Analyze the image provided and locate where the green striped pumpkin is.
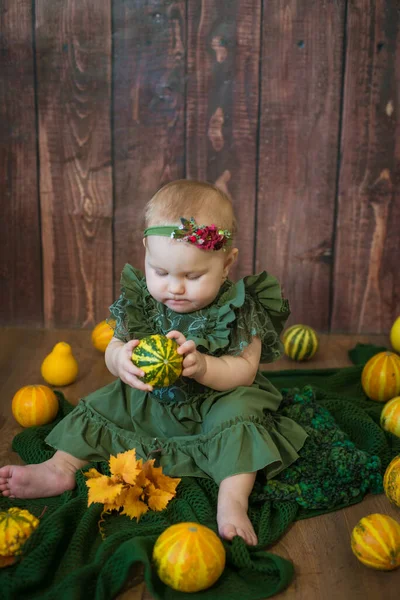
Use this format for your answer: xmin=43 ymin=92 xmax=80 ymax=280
xmin=351 ymin=513 xmax=400 ymax=570
xmin=383 ymin=455 xmax=400 ymax=508
xmin=283 ymin=324 xmax=319 ymax=361
xmin=131 ymin=335 xmax=183 ymax=388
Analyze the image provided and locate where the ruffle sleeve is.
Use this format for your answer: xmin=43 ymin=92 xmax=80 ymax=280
xmin=108 ymin=264 xmax=154 ymax=342
xmin=187 ymin=281 xmax=246 ymax=355
xmin=228 ymin=272 xmax=290 ymax=362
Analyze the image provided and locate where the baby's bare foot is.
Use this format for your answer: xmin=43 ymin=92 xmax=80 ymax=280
xmin=0 ymin=459 xmax=78 ymax=499
xmin=217 ymin=496 xmax=258 ymax=546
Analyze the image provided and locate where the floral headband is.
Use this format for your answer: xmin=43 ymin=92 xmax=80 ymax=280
xmin=143 ymin=217 xmax=232 ymax=251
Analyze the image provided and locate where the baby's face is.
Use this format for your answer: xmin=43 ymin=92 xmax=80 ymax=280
xmin=144 ymin=236 xmax=236 ymax=313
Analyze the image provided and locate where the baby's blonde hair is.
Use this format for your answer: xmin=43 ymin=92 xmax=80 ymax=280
xmin=145 ymin=180 xmax=237 ymax=237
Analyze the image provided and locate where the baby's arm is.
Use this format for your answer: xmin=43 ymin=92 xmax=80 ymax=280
xmin=105 ymin=337 xmax=153 ymax=392
xmin=167 ymin=331 xmax=261 ymax=391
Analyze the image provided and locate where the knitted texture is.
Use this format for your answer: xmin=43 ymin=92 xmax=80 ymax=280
xmin=1 ymin=344 xmax=399 ymax=600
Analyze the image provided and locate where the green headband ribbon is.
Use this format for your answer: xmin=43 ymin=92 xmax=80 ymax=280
xmin=144 ymin=217 xmax=232 ymax=251
xmin=143 ymin=225 xmax=176 ymax=237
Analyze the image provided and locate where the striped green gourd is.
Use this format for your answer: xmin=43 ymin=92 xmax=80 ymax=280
xmin=131 ymin=335 xmax=183 ymax=388
xmin=283 ymin=324 xmax=319 ymax=361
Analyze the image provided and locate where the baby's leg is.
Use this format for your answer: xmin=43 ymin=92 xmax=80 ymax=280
xmin=217 ymin=471 xmax=257 ymax=546
xmin=0 ymin=451 xmax=88 ymax=499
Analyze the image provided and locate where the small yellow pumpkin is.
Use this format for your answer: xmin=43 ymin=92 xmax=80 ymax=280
xmin=390 ymin=316 xmax=400 ymax=353
xmin=283 ymin=324 xmax=319 ymax=361
xmin=0 ymin=508 xmax=39 ymax=557
xmin=12 ymin=385 xmax=59 ymax=427
xmin=152 ymin=522 xmax=226 ymax=592
xmin=41 ymin=342 xmax=78 ymax=386
xmin=380 ymin=396 xmax=400 ymax=437
xmin=91 ymin=319 xmax=116 ymax=352
xmin=383 ymin=456 xmax=400 ymax=508
xmin=361 ymin=351 xmax=400 ymax=402
xmin=351 ymin=513 xmax=400 ymax=570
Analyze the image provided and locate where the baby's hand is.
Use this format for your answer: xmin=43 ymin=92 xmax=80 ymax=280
xmin=114 ymin=340 xmax=153 ymax=392
xmin=166 ymin=330 xmax=206 ymax=380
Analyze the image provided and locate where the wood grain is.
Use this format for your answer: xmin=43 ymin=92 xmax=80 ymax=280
xmin=186 ymin=0 xmax=261 ymax=279
xmin=112 ymin=0 xmax=186 ymax=287
xmin=270 ymin=494 xmax=400 ymax=599
xmin=0 ymin=1 xmax=42 ymax=326
xmin=331 ymin=0 xmax=400 ymax=334
xmin=256 ymin=0 xmax=345 ymax=331
xmin=36 ymin=0 xmax=113 ymax=327
xmin=1 ymin=4 xmax=400 ymax=332
xmin=1 ymin=328 xmax=398 ymax=600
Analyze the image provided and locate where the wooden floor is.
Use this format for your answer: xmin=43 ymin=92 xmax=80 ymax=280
xmin=1 ymin=328 xmax=400 ymax=599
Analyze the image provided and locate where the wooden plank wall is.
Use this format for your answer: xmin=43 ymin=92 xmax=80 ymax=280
xmin=0 ymin=0 xmax=399 ymax=333
xmin=0 ymin=1 xmax=42 ymax=326
xmin=332 ymin=0 xmax=400 ymax=333
xmin=257 ymin=0 xmax=345 ymax=332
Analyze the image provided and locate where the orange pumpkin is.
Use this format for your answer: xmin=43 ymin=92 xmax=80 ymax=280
xmin=351 ymin=513 xmax=400 ymax=570
xmin=152 ymin=522 xmax=226 ymax=592
xmin=383 ymin=456 xmax=400 ymax=508
xmin=12 ymin=385 xmax=59 ymax=427
xmin=380 ymin=396 xmax=400 ymax=437
xmin=361 ymin=351 xmax=400 ymax=402
xmin=91 ymin=319 xmax=116 ymax=353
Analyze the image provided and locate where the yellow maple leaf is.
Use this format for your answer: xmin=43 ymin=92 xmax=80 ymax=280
xmin=121 ymin=485 xmax=149 ymax=521
xmin=135 ymin=468 xmax=150 ymax=489
xmin=146 ymin=485 xmax=175 ymax=512
xmin=109 ymin=449 xmax=142 ymax=485
xmin=84 ymin=467 xmax=103 ymax=479
xmin=84 ymin=450 xmax=181 ymax=525
xmin=142 ymin=459 xmax=181 ymax=495
xmin=86 ymin=475 xmax=124 ymax=507
xmin=104 ymin=488 xmax=128 ymax=513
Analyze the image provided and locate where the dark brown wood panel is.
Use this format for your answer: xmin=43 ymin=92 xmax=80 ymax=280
xmin=1 ymin=3 xmax=400 ymax=333
xmin=269 ymin=493 xmax=400 ymax=599
xmin=332 ymin=0 xmax=400 ymax=333
xmin=186 ymin=0 xmax=261 ymax=280
xmin=256 ymin=0 xmax=345 ymax=331
xmin=36 ymin=0 xmax=113 ymax=327
xmin=0 ymin=1 xmax=42 ymax=326
xmin=113 ymin=0 xmax=186 ymax=287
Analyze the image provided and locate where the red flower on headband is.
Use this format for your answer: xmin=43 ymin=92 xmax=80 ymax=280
xmin=171 ymin=218 xmax=231 ymax=251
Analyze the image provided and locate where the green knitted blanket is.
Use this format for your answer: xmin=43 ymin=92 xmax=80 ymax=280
xmin=1 ymin=344 xmax=399 ymax=600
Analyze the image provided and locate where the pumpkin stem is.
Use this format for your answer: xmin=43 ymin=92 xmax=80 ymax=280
xmin=38 ymin=506 xmax=48 ymax=520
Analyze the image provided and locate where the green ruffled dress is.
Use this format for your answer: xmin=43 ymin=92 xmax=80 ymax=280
xmin=45 ymin=265 xmax=308 ymax=484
